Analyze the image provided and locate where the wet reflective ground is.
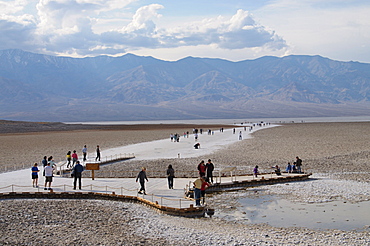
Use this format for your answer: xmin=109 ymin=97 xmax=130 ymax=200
xmin=217 ymin=194 xmax=370 ymax=231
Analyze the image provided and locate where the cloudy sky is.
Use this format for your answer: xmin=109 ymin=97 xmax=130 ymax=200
xmin=1 ymin=0 xmax=369 ymax=63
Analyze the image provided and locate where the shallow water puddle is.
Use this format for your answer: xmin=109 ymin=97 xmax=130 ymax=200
xmin=223 ymin=195 xmax=370 ymax=230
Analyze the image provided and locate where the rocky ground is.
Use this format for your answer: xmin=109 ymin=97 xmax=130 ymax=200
xmin=1 ymin=199 xmax=369 ymax=246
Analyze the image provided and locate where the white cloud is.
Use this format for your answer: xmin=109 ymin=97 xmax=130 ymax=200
xmin=0 ymin=0 xmax=27 ymax=15
xmin=0 ymin=1 xmax=287 ymax=59
xmin=256 ymin=0 xmax=370 ymax=62
xmin=156 ymin=9 xmax=286 ymax=50
xmin=122 ymin=4 xmax=163 ymax=34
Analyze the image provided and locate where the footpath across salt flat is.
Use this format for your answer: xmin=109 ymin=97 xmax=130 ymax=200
xmin=0 ymin=123 xmax=276 ymax=208
xmin=95 ymin=124 xmax=275 ymax=161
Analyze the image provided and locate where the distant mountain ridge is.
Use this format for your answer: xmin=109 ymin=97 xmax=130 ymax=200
xmin=1 ymin=49 xmax=370 ymax=121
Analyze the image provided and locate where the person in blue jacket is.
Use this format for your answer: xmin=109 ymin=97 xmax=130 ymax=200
xmin=73 ymin=161 xmax=84 ymax=190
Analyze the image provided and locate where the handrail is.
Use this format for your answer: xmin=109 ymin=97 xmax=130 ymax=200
xmin=0 ymin=153 xmax=135 ymax=174
xmin=0 ymin=183 xmax=190 ymax=208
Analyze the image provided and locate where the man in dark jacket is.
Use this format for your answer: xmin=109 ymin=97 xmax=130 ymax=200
xmin=73 ymin=161 xmax=84 ymax=190
xmin=206 ymin=159 xmax=214 ymax=183
xmin=295 ymin=156 xmax=303 ymax=173
xmin=136 ymin=167 xmax=149 ymax=195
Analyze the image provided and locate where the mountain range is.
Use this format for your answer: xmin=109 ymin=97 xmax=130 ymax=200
xmin=1 ymin=49 xmax=370 ymax=122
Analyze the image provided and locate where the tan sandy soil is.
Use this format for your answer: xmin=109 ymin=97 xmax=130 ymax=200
xmin=0 ymin=123 xmax=231 ymax=170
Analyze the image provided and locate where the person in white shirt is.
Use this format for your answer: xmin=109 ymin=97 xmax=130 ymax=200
xmin=44 ymin=162 xmax=54 ymax=190
xmin=82 ymin=145 xmax=87 ymax=161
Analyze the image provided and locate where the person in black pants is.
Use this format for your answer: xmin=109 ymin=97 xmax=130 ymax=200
xmin=95 ymin=145 xmax=101 ymax=161
xmin=206 ymin=159 xmax=214 ymax=183
xmin=73 ymin=161 xmax=84 ymax=190
xmin=166 ymin=165 xmax=175 ymax=189
xmin=136 ymin=167 xmax=148 ymax=195
xmin=295 ymin=156 xmax=303 ymax=173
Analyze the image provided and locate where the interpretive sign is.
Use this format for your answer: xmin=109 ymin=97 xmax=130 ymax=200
xmin=86 ymin=163 xmax=100 ymax=180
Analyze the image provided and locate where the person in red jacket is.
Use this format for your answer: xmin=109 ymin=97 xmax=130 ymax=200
xmin=197 ymin=160 xmax=206 ymax=177
xmin=71 ymin=150 xmax=78 ymax=168
xmin=200 ymin=177 xmax=211 ymax=205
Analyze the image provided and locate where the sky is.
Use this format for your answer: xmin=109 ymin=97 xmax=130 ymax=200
xmin=0 ymin=0 xmax=369 ymax=63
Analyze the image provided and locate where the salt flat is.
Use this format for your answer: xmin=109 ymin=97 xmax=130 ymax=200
xmin=0 ymin=124 xmax=275 ymax=209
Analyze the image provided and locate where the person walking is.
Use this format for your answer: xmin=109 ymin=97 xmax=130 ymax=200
xmin=44 ymin=162 xmax=54 ymax=190
xmin=136 ymin=167 xmax=148 ymax=195
xmin=82 ymin=145 xmax=87 ymax=161
xmin=166 ymin=165 xmax=175 ymax=189
xmin=72 ymin=150 xmax=78 ymax=167
xmin=73 ymin=161 xmax=84 ymax=190
xmin=206 ymin=159 xmax=214 ymax=183
xmin=31 ymin=163 xmax=40 ymax=187
xmin=66 ymin=151 xmax=72 ymax=168
xmin=253 ymin=165 xmax=259 ymax=177
xmin=95 ymin=145 xmax=101 ymax=161
xmin=239 ymin=131 xmax=242 ymax=140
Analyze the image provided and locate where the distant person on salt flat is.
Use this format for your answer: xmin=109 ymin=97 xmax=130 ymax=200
xmin=66 ymin=151 xmax=72 ymax=168
xmin=292 ymin=163 xmax=298 ymax=173
xmin=194 ymin=142 xmax=200 ymax=149
xmin=42 ymin=156 xmax=47 ymax=176
xmin=239 ymin=131 xmax=242 ymax=140
xmin=286 ymin=162 xmax=292 ymax=173
xmin=295 ymin=156 xmax=303 ymax=173
xmin=72 ymin=150 xmax=78 ymax=167
xmin=44 ymin=162 xmax=54 ymax=190
xmin=193 ymin=177 xmax=203 ymax=206
xmin=95 ymin=145 xmax=101 ymax=161
xmin=253 ymin=165 xmax=259 ymax=178
xmin=206 ymin=159 xmax=214 ymax=183
xmin=170 ymin=133 xmax=174 ymax=142
xmin=200 ymin=177 xmax=211 ymax=205
xmin=136 ymin=167 xmax=148 ymax=195
xmin=166 ymin=164 xmax=175 ymax=189
xmin=47 ymin=156 xmax=56 ymax=169
xmin=82 ymin=145 xmax=87 ymax=161
xmin=73 ymin=161 xmax=84 ymax=190
xmin=197 ymin=160 xmax=206 ymax=177
xmin=272 ymin=165 xmax=281 ymax=176
xmin=31 ymin=163 xmax=39 ymax=188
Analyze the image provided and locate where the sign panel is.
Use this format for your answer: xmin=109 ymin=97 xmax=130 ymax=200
xmin=86 ymin=163 xmax=100 ymax=170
